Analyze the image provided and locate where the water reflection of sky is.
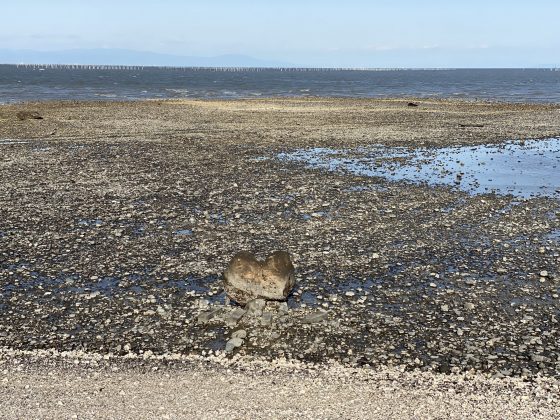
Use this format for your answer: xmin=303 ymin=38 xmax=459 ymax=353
xmin=279 ymin=138 xmax=560 ymax=198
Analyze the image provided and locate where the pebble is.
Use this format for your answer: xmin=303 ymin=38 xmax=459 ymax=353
xmin=261 ymin=312 xmax=273 ymax=326
xmin=302 ymin=310 xmax=328 ymax=324
xmin=277 ymin=302 xmax=289 ymax=314
xmin=246 ymin=299 xmax=266 ymax=316
xmin=197 ymin=311 xmax=215 ymax=325
xmin=225 ymin=337 xmax=244 ymax=353
xmin=231 ymin=329 xmax=247 ymax=340
xmin=225 ymin=308 xmax=246 ymax=327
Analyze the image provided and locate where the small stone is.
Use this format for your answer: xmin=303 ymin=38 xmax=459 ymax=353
xmin=277 ymin=302 xmax=289 ymax=314
xmin=496 ymin=268 xmax=507 ymax=274
xmin=195 ymin=299 xmax=210 ymax=309
xmin=225 ymin=308 xmax=246 ymax=327
xmin=345 ymin=291 xmax=355 ymax=297
xmin=429 ymin=283 xmax=437 ymax=288
xmin=371 ymin=253 xmax=380 ymax=259
xmin=232 ymin=329 xmax=247 ymax=340
xmin=302 ymin=310 xmax=328 ymax=324
xmin=531 ymin=354 xmax=546 ymax=362
xmin=441 ymin=304 xmax=449 ymax=312
xmin=225 ymin=337 xmax=244 ymax=353
xmin=261 ymin=312 xmax=273 ymax=326
xmin=197 ymin=310 xmax=215 ymax=325
xmin=464 ymin=302 xmax=475 ymax=310
xmin=246 ymin=298 xmax=266 ymax=316
xmin=540 ymin=270 xmax=549 ymax=278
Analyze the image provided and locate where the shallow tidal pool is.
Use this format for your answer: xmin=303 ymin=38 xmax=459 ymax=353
xmin=279 ymin=138 xmax=560 ymax=198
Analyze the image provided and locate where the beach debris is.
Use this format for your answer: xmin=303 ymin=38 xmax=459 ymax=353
xmin=16 ymin=111 xmax=43 ymax=121
xmin=407 ymin=102 xmax=418 ymax=107
xmin=224 ymin=251 xmax=295 ymax=305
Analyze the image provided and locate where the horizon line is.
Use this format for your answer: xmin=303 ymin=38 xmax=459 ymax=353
xmin=2 ymin=63 xmax=559 ymax=71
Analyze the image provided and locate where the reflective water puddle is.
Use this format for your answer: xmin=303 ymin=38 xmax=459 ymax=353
xmin=279 ymin=138 xmax=560 ymax=198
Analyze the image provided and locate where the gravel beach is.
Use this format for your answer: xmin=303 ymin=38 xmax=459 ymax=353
xmin=1 ymin=349 xmax=560 ymax=419
xmin=1 ymin=98 xmax=560 ymax=417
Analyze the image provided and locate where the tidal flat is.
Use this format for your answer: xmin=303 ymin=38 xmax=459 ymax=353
xmin=1 ymin=98 xmax=560 ymax=381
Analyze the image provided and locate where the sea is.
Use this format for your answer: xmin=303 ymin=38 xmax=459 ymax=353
xmin=0 ymin=65 xmax=559 ymax=104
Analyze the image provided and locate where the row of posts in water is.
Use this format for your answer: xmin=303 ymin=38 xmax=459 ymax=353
xmin=10 ymin=64 xmax=560 ymax=72
xmin=12 ymin=63 xmax=410 ymax=72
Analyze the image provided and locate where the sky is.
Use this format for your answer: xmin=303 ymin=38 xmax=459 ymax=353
xmin=1 ymin=0 xmax=559 ymax=67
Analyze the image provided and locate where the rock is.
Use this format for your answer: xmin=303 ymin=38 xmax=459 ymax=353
xmin=531 ymin=354 xmax=546 ymax=363
xmin=246 ymin=298 xmax=266 ymax=316
xmin=197 ymin=310 xmax=215 ymax=325
xmin=278 ymin=302 xmax=289 ymax=314
xmin=225 ymin=308 xmax=246 ymax=327
xmin=302 ymin=310 xmax=328 ymax=324
xmin=464 ymin=302 xmax=475 ymax=310
xmin=225 ymin=337 xmax=244 ymax=353
xmin=231 ymin=329 xmax=247 ymax=340
xmin=261 ymin=312 xmax=273 ymax=326
xmin=16 ymin=111 xmax=43 ymax=121
xmin=540 ymin=270 xmax=549 ymax=278
xmin=407 ymin=102 xmax=418 ymax=107
xmin=223 ymin=251 xmax=295 ymax=305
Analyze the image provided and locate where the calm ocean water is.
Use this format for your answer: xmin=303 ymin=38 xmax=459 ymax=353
xmin=0 ymin=65 xmax=559 ymax=103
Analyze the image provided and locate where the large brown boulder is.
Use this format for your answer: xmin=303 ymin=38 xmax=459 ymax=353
xmin=224 ymin=251 xmax=295 ymax=305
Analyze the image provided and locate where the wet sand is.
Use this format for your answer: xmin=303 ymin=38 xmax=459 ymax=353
xmin=1 ymin=98 xmax=560 ymax=417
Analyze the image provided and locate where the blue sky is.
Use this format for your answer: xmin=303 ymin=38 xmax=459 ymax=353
xmin=1 ymin=0 xmax=558 ymax=67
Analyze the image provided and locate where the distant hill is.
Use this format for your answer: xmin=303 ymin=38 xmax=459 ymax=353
xmin=0 ymin=48 xmax=293 ymax=68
